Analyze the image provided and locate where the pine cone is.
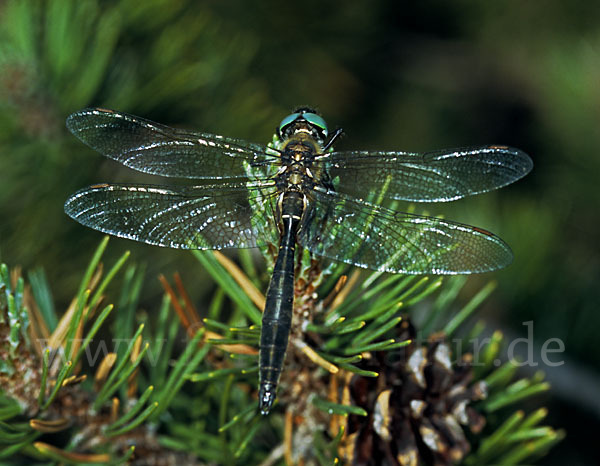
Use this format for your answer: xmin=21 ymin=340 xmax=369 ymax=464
xmin=342 ymin=320 xmax=487 ymax=465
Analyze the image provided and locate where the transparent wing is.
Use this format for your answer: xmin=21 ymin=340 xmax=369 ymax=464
xmin=64 ymin=181 xmax=279 ymax=249
xmin=66 ymin=108 xmax=277 ymax=179
xmin=314 ymin=145 xmax=532 ymax=202
xmin=298 ymin=187 xmax=513 ymax=274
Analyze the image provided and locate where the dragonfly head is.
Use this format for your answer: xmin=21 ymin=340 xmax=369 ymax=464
xmin=278 ymin=107 xmax=329 ymax=145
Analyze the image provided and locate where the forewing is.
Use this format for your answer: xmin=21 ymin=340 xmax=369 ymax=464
xmin=314 ymin=145 xmax=532 ymax=202
xmin=298 ymin=188 xmax=513 ymax=274
xmin=64 ymin=182 xmax=279 ymax=249
xmin=66 ymin=108 xmax=276 ymax=179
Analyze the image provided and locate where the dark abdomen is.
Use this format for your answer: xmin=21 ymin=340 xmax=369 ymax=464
xmin=258 ymin=191 xmax=303 ymax=414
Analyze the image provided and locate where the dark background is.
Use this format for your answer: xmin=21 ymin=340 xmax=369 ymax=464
xmin=1 ymin=1 xmax=599 ymax=464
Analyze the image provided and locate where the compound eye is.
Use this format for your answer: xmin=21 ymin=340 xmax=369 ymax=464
xmin=302 ymin=113 xmax=328 ymax=137
xmin=279 ymin=113 xmax=301 ymax=134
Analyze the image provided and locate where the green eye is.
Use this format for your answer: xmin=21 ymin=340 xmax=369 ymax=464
xmin=279 ymin=113 xmax=301 ymax=133
xmin=302 ymin=113 xmax=328 ymax=136
xmin=278 ymin=111 xmax=329 ymax=138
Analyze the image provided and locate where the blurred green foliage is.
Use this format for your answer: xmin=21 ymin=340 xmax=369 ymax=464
xmin=1 ymin=0 xmax=599 ymax=463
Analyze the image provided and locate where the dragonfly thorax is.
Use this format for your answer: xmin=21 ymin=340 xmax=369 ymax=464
xmin=280 ymin=139 xmax=319 ymax=163
xmin=275 ymin=140 xmax=321 ymax=192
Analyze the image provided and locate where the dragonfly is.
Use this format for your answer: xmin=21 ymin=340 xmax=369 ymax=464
xmin=64 ymin=107 xmax=532 ymax=414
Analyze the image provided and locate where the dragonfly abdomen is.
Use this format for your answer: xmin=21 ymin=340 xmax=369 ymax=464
xmin=258 ymin=191 xmax=304 ymax=414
